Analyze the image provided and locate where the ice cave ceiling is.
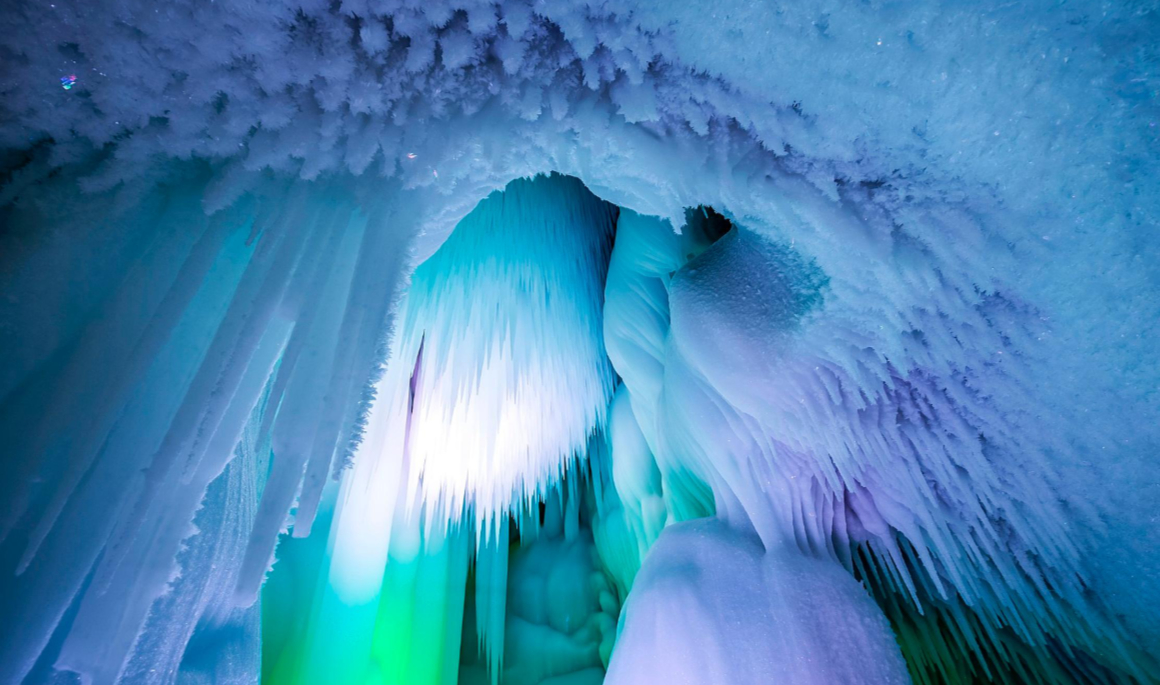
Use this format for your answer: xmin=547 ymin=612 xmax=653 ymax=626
xmin=0 ymin=0 xmax=1158 ymax=684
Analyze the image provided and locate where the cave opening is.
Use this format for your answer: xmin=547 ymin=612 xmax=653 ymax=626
xmin=259 ymin=172 xmax=740 ymax=685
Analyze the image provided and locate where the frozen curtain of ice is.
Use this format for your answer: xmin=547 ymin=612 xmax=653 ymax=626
xmin=1 ymin=0 xmax=1158 ymax=684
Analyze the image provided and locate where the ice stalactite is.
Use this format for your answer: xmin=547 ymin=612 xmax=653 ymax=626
xmin=258 ymin=172 xmax=618 ymax=685
xmin=382 ymin=173 xmax=617 ymax=526
xmin=0 ymin=170 xmax=412 ymax=685
xmin=474 ymin=518 xmax=510 ymax=685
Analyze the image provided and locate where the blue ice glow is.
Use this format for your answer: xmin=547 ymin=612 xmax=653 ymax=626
xmin=327 ymin=173 xmax=614 ymax=600
xmin=0 ymin=0 xmax=1158 ymax=684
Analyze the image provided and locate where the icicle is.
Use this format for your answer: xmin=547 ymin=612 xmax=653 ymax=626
xmin=4 ymin=194 xmax=227 ymax=556
xmin=232 ymin=214 xmax=358 ymax=604
xmin=357 ymin=173 xmax=616 ymax=531
xmin=475 ymin=516 xmax=509 ymax=685
xmin=54 ymin=316 xmax=290 ymax=684
xmin=84 ymin=194 xmax=315 ymax=599
xmin=293 ymin=211 xmax=402 ymax=537
xmin=0 ymin=194 xmax=259 ymax=685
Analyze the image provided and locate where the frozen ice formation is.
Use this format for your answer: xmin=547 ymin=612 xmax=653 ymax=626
xmin=605 ymin=517 xmax=910 ymax=685
xmin=363 ymin=173 xmax=615 ymax=527
xmin=0 ymin=0 xmax=1158 ymax=684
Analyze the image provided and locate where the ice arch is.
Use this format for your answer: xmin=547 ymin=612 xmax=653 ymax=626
xmin=1 ymin=0 xmax=1158 ymax=684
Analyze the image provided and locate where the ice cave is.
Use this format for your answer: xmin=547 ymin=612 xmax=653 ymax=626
xmin=0 ymin=0 xmax=1158 ymax=683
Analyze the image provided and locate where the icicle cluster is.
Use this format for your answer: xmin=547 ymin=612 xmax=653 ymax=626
xmin=266 ymin=173 xmax=615 ymax=685
xmin=368 ymin=172 xmax=616 ymax=526
xmin=0 ymin=171 xmax=411 ymax=685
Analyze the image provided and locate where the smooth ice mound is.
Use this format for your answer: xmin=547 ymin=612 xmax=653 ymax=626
xmin=605 ymin=518 xmax=910 ymax=685
xmin=1 ymin=0 xmax=1158 ymax=684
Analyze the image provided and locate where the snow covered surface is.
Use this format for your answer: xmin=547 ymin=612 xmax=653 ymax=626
xmin=605 ymin=517 xmax=910 ymax=685
xmin=0 ymin=0 xmax=1158 ymax=683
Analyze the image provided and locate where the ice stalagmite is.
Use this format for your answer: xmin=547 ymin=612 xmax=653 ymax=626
xmin=605 ymin=518 xmax=910 ymax=685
